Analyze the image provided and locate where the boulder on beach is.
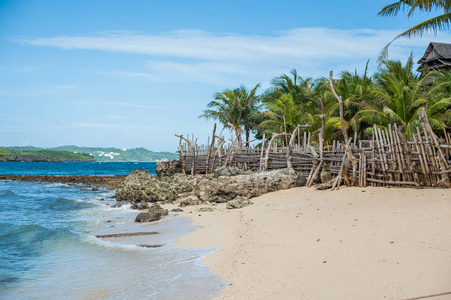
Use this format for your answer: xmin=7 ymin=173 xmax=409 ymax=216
xmin=135 ymin=211 xmax=161 ymax=222
xmin=178 ymin=195 xmax=201 ymax=207
xmin=226 ymin=196 xmax=253 ymax=209
xmin=149 ymin=203 xmax=168 ymax=216
xmin=134 ymin=204 xmax=168 ymax=222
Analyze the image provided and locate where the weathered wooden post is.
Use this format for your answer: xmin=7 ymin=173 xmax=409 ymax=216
xmin=205 ymin=124 xmax=217 ymax=174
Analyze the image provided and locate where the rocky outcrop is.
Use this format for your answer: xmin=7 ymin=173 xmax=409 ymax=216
xmin=116 ymin=168 xmax=307 ymax=207
xmin=115 ymin=170 xmax=177 ymax=203
xmin=195 ymin=170 xmax=306 ymax=203
xmin=155 ymin=160 xmax=182 ymax=177
xmin=226 ymin=196 xmax=253 ymax=209
xmin=211 ymin=166 xmax=253 ymax=178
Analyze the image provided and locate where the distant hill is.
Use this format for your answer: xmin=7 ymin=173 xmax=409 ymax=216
xmin=0 ymin=147 xmax=95 ymax=162
xmin=8 ymin=146 xmax=178 ymax=162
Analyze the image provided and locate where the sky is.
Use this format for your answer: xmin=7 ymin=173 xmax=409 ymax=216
xmin=0 ymin=0 xmax=450 ymax=152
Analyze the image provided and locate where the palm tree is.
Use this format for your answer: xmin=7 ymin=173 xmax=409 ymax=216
xmin=263 ymin=69 xmax=314 ymax=106
xmin=237 ymin=84 xmax=261 ymax=145
xmin=199 ymin=84 xmax=261 ymax=145
xmin=374 ymin=55 xmax=451 ymax=136
xmin=378 ymin=0 xmax=451 ymax=63
xmin=259 ymin=94 xmax=302 ymax=142
xmin=336 ymin=65 xmax=380 ymax=137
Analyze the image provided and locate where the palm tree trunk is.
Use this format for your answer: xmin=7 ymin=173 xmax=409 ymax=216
xmin=245 ymin=126 xmax=250 ymax=148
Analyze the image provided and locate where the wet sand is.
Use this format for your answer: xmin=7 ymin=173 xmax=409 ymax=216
xmin=173 ymin=186 xmax=451 ymax=300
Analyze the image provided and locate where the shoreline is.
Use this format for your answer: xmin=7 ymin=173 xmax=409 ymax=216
xmin=173 ymin=186 xmax=451 ymax=300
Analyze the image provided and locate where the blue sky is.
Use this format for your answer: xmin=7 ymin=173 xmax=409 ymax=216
xmin=0 ymin=0 xmax=450 ymax=152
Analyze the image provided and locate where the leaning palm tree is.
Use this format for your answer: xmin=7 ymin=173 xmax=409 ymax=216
xmin=378 ymin=0 xmax=451 ymax=64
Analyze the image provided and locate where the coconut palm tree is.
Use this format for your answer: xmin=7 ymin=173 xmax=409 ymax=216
xmin=259 ymin=94 xmax=302 ymax=143
xmin=199 ymin=84 xmax=261 ymax=145
xmin=374 ymin=56 xmax=451 ymax=136
xmin=237 ymin=84 xmax=262 ymax=145
xmin=378 ymin=0 xmax=451 ymax=63
xmin=327 ymin=64 xmax=385 ymax=140
xmin=263 ymin=69 xmax=315 ymax=106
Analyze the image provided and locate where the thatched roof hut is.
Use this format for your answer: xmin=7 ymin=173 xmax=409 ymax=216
xmin=417 ymin=42 xmax=451 ymax=72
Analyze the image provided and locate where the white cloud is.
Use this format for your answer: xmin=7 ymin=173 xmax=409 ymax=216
xmin=18 ymin=28 xmax=451 ymax=84
xmin=101 ymin=100 xmax=168 ymax=109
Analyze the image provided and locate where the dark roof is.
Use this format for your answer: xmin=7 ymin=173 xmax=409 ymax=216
xmin=417 ymin=42 xmax=451 ymax=72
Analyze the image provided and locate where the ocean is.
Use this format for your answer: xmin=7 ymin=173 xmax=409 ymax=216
xmin=0 ymin=162 xmax=227 ymax=299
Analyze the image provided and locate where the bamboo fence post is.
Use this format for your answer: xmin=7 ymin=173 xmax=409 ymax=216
xmin=412 ymin=133 xmax=428 ymax=186
xmin=331 ymin=151 xmax=348 ymax=191
xmin=265 ymin=133 xmax=289 ymax=170
xmin=416 ymin=126 xmax=431 ymax=175
xmin=287 ymin=125 xmax=301 ymax=172
xmin=191 ymin=138 xmax=198 ymax=175
xmin=260 ymin=134 xmax=266 ymax=171
xmin=175 ymin=134 xmax=193 ymax=174
xmin=205 ymin=124 xmax=217 ymax=174
xmin=303 ymin=131 xmax=307 ymax=151
xmin=371 ymin=130 xmax=376 ymax=186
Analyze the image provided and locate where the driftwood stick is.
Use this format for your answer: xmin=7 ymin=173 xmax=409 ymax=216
xmin=307 ymin=161 xmax=324 ymax=187
xmin=318 ymin=97 xmax=326 ymax=160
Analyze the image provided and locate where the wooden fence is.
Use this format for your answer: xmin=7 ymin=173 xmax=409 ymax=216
xmin=176 ymin=112 xmax=451 ymax=189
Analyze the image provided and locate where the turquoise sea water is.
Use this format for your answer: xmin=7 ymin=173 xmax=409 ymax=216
xmin=0 ymin=162 xmax=226 ymax=299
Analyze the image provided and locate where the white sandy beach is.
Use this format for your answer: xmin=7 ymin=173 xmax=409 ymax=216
xmin=174 ymin=187 xmax=451 ymax=300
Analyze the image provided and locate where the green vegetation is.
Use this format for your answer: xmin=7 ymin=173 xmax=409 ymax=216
xmin=0 ymin=147 xmax=95 ymax=161
xmin=378 ymin=0 xmax=451 ymax=63
xmin=200 ymin=57 xmax=451 ymax=145
xmin=199 ymin=84 xmax=261 ymax=145
xmin=8 ymin=146 xmax=178 ymax=162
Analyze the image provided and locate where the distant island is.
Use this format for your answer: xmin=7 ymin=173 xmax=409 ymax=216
xmin=0 ymin=147 xmax=95 ymax=162
xmin=4 ymin=146 xmax=178 ymax=162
